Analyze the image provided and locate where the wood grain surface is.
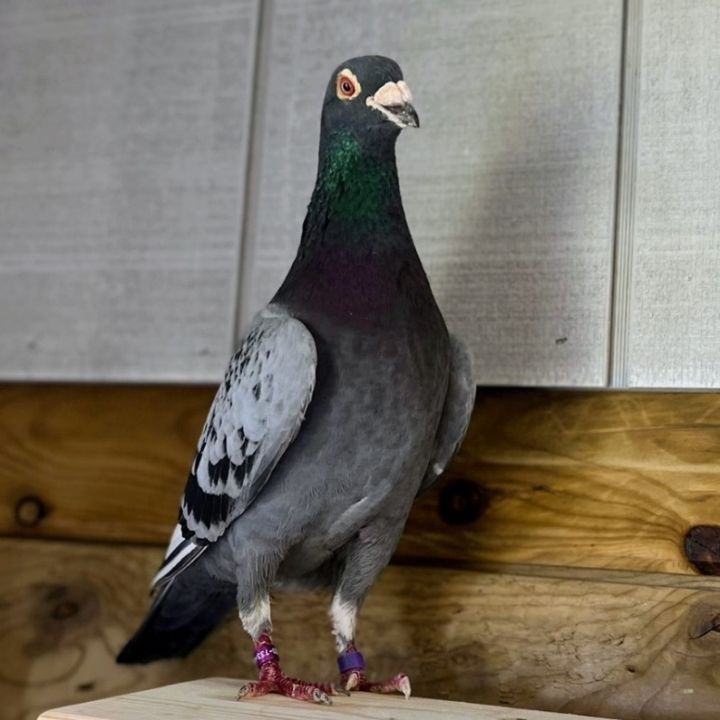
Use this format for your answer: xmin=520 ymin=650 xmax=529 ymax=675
xmin=3 ymin=385 xmax=719 ymax=579
xmin=400 ymin=389 xmax=720 ymax=575
xmin=0 ymin=0 xmax=258 ymax=382
xmin=37 ymin=677 xmax=620 ymax=720
xmin=5 ymin=538 xmax=720 ymax=720
xmin=240 ymin=0 xmax=622 ymax=386
xmin=0 ymin=384 xmax=215 ymax=543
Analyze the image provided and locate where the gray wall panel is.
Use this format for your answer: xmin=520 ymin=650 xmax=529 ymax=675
xmin=625 ymin=0 xmax=720 ymax=388
xmin=0 ymin=0 xmax=258 ymax=381
xmin=240 ymin=0 xmax=622 ymax=386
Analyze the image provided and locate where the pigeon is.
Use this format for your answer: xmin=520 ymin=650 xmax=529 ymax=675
xmin=117 ymin=55 xmax=475 ymax=705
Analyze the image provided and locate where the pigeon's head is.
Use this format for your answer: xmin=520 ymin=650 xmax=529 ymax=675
xmin=321 ymin=56 xmax=419 ymax=145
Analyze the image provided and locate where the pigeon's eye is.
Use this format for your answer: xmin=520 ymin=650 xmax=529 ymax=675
xmin=336 ymin=70 xmax=361 ymax=100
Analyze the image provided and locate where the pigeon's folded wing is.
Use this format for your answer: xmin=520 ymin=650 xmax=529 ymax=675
xmin=417 ymin=334 xmax=475 ymax=495
xmin=152 ymin=305 xmax=317 ymax=591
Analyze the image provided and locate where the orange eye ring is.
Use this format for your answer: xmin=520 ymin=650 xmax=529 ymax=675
xmin=336 ymin=70 xmax=361 ymax=100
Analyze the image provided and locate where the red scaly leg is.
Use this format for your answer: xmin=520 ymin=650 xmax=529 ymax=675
xmin=237 ymin=634 xmax=345 ymax=704
xmin=338 ymin=643 xmax=411 ymax=698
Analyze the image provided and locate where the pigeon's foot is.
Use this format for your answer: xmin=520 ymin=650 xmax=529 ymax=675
xmin=337 ymin=645 xmax=411 ymax=698
xmin=237 ymin=673 xmax=337 ymax=704
xmin=342 ymin=670 xmax=412 ymax=698
xmin=237 ymin=633 xmax=344 ymax=704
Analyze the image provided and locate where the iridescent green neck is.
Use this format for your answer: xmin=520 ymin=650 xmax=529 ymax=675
xmin=274 ymin=128 xmax=424 ymax=313
xmin=308 ymin=131 xmax=401 ymax=230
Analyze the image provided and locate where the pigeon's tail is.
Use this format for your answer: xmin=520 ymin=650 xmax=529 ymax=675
xmin=117 ymin=565 xmax=236 ymax=664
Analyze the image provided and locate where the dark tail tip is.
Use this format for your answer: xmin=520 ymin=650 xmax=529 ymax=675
xmin=116 ymin=628 xmax=175 ymax=664
xmin=116 ymin=577 xmax=236 ymax=665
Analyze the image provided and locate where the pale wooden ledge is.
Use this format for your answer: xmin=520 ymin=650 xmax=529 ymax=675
xmin=38 ymin=677 xmax=619 ymax=720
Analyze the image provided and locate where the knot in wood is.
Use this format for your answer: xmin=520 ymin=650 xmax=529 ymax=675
xmin=52 ymin=600 xmax=80 ymax=621
xmin=438 ymin=479 xmax=489 ymax=526
xmin=684 ymin=525 xmax=720 ymax=575
xmin=15 ymin=495 xmax=49 ymax=528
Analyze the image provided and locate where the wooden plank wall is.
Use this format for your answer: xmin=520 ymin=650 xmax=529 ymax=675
xmin=3 ymin=385 xmax=720 ymax=720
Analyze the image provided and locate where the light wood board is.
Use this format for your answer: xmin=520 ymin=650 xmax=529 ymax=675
xmin=623 ymin=0 xmax=720 ymax=387
xmin=0 ymin=0 xmax=258 ymax=381
xmin=5 ymin=538 xmax=720 ymax=720
xmin=3 ymin=385 xmax=720 ymax=579
xmin=37 ymin=677 xmax=620 ymax=720
xmin=240 ymin=0 xmax=623 ymax=386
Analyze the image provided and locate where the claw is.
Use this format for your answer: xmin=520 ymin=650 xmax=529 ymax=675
xmin=236 ymin=681 xmax=271 ymax=700
xmin=397 ymin=674 xmax=412 ymax=699
xmin=331 ymin=683 xmax=351 ymax=697
xmin=312 ymin=688 xmax=332 ymax=704
xmin=344 ymin=670 xmax=361 ymax=692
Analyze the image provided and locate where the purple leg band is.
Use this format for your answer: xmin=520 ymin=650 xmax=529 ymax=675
xmin=254 ymin=645 xmax=279 ymax=668
xmin=337 ymin=649 xmax=366 ymax=674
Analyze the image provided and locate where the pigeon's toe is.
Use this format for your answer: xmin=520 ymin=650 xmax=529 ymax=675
xmin=237 ymin=680 xmax=272 ymax=700
xmin=342 ymin=670 xmax=412 ymax=698
xmin=237 ymin=668 xmax=338 ymax=704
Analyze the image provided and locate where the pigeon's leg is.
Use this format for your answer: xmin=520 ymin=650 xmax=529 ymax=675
xmin=330 ymin=595 xmax=411 ymax=697
xmin=236 ymin=594 xmax=342 ymax=704
xmin=330 ymin=529 xmax=411 ymax=698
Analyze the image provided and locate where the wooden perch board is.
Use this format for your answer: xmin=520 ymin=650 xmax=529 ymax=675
xmin=37 ymin=678 xmax=621 ymax=720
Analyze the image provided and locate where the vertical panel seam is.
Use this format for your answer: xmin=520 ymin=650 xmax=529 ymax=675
xmin=229 ymin=0 xmax=268 ymax=352
xmin=609 ymin=0 xmax=643 ymax=387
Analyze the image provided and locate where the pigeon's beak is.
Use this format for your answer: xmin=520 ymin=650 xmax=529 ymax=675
xmin=366 ymin=80 xmax=419 ymax=129
xmin=386 ymin=102 xmax=420 ymax=129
